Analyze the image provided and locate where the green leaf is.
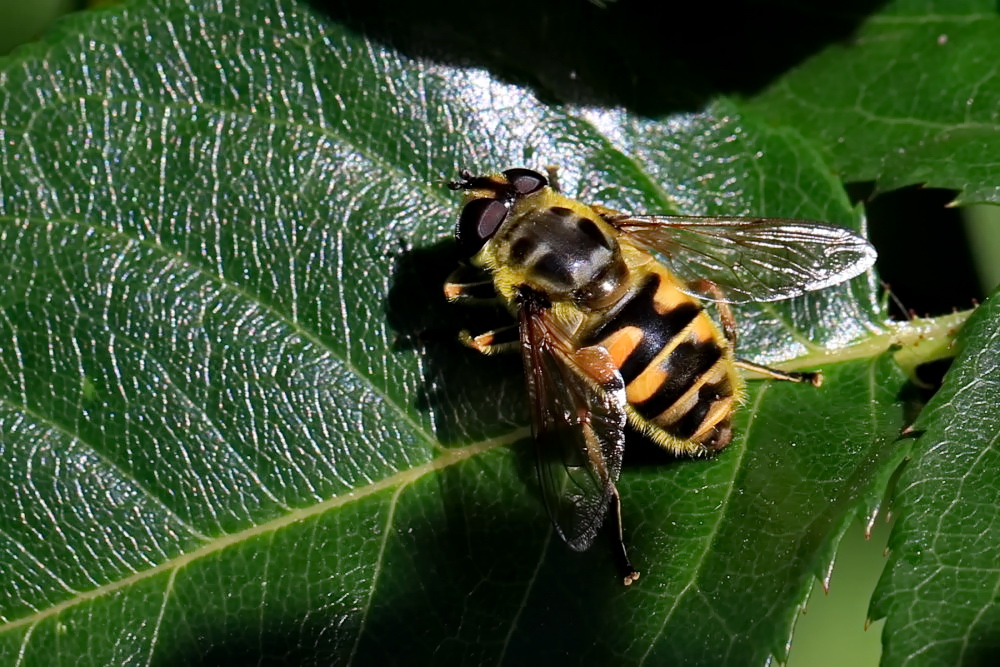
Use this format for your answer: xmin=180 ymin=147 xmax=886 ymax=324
xmin=750 ymin=0 xmax=1000 ymax=205
xmin=871 ymin=285 xmax=1000 ymax=666
xmin=0 ymin=0 xmax=933 ymax=664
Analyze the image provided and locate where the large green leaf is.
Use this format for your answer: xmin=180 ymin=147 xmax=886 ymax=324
xmin=751 ymin=0 xmax=1000 ymax=204
xmin=0 ymin=0 xmax=945 ymax=664
xmin=871 ymin=286 xmax=1000 ymax=666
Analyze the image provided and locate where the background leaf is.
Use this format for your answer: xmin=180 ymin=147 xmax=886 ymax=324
xmin=871 ymin=286 xmax=1000 ymax=666
xmin=750 ymin=0 xmax=1000 ymax=205
xmin=0 ymin=0 xmax=978 ymax=664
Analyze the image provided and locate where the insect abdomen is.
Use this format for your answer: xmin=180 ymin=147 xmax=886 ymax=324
xmin=583 ymin=267 xmax=743 ymax=454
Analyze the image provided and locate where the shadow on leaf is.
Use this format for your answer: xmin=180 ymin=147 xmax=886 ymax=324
xmin=308 ymin=0 xmax=887 ymax=116
xmin=384 ymin=239 xmax=528 ymax=447
xmin=161 ymin=454 xmax=642 ymax=665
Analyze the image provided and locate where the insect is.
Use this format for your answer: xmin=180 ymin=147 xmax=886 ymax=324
xmin=444 ymin=167 xmax=877 ymax=585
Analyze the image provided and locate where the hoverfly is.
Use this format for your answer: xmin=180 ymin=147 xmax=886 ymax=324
xmin=444 ymin=167 xmax=877 ymax=585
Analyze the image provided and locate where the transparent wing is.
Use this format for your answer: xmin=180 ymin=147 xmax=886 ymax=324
xmin=519 ymin=298 xmax=627 ymax=552
xmin=607 ymin=214 xmax=877 ymax=303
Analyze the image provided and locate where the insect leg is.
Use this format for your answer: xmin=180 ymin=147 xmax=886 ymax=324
xmin=444 ymin=266 xmax=499 ymax=303
xmin=459 ymin=325 xmax=520 ymax=355
xmin=734 ymin=359 xmax=823 ymax=386
xmin=687 ymin=278 xmax=738 ymax=346
xmin=690 ymin=277 xmax=823 ymax=386
xmin=607 ymin=483 xmax=640 ymax=585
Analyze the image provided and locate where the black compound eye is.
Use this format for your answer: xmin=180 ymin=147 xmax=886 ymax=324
xmin=456 ymin=198 xmax=508 ymax=256
xmin=502 ymin=168 xmax=547 ymax=196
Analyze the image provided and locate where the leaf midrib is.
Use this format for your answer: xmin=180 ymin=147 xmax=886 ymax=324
xmin=637 ymin=384 xmax=769 ymax=665
xmin=0 ymin=427 xmax=528 ymax=633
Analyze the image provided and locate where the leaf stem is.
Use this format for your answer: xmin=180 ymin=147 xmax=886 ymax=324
xmin=754 ymin=309 xmax=973 ymax=379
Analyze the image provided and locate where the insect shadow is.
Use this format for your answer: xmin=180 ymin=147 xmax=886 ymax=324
xmin=384 ymin=238 xmax=530 ymax=449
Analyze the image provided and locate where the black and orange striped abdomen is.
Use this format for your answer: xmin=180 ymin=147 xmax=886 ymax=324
xmin=582 ymin=265 xmax=745 ymax=454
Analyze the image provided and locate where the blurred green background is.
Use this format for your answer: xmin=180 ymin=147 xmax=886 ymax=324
xmin=0 ymin=0 xmax=74 ymax=55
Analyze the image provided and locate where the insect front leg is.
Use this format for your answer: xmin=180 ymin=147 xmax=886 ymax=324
xmin=447 ymin=266 xmax=520 ymax=354
xmin=444 ymin=266 xmax=500 ymax=303
xmin=458 ymin=324 xmax=520 ymax=355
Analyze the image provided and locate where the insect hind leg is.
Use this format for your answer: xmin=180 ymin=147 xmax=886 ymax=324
xmin=734 ymin=359 xmax=822 ymax=387
xmin=687 ymin=278 xmax=738 ymax=346
xmin=608 ymin=484 xmax=640 ymax=586
xmin=688 ymin=278 xmax=822 ymax=386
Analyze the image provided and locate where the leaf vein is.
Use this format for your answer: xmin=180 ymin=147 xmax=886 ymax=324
xmin=640 ymin=385 xmax=770 ymax=664
xmin=0 ymin=428 xmax=526 ymax=635
xmin=347 ymin=482 xmax=407 ymax=665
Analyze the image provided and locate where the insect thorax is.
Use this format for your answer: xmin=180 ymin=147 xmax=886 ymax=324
xmin=492 ymin=205 xmax=629 ymax=308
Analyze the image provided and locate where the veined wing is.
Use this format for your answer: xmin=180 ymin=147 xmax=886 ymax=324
xmin=607 ymin=214 xmax=877 ymax=304
xmin=518 ymin=294 xmax=627 ymax=551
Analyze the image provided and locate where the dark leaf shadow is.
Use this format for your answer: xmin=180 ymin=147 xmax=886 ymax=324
xmin=161 ymin=453 xmax=638 ymax=665
xmin=384 ymin=239 xmax=527 ymax=447
xmin=308 ymin=0 xmax=888 ymax=116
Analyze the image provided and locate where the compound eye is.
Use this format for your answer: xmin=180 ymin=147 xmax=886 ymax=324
xmin=456 ymin=198 xmax=508 ymax=256
xmin=503 ymin=168 xmax=547 ymax=196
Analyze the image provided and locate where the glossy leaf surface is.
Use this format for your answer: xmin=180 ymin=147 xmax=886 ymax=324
xmin=0 ymin=1 xmax=964 ymax=664
xmin=872 ymin=287 xmax=1000 ymax=666
xmin=752 ymin=0 xmax=1000 ymax=204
